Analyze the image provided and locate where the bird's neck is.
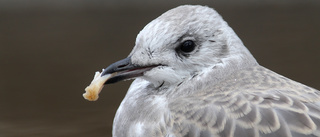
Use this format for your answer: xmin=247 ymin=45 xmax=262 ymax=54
xmin=168 ymin=47 xmax=258 ymax=98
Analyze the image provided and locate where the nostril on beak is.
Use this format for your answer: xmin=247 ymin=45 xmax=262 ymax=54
xmin=118 ymin=63 xmax=128 ymax=69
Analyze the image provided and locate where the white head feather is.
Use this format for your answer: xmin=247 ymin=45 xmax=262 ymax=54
xmin=129 ymin=5 xmax=257 ymax=89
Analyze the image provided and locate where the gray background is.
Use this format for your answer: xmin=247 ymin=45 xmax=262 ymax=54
xmin=1 ymin=0 xmax=320 ymax=136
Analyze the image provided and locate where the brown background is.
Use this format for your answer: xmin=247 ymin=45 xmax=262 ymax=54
xmin=0 ymin=0 xmax=319 ymax=136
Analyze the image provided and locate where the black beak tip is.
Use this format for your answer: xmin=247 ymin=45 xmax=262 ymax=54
xmin=101 ymin=57 xmax=132 ymax=76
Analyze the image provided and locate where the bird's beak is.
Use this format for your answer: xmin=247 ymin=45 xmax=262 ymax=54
xmin=101 ymin=57 xmax=158 ymax=84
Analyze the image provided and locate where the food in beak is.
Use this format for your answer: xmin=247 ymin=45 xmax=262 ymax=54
xmin=83 ymin=70 xmax=116 ymax=101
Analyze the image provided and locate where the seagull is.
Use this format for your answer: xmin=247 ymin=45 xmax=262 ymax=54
xmin=96 ymin=5 xmax=320 ymax=137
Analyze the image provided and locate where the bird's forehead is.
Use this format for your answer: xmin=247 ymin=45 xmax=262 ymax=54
xmin=135 ymin=5 xmax=219 ymax=49
xmin=135 ymin=18 xmax=185 ymax=49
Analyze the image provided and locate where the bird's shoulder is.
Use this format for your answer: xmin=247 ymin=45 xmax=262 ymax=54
xmin=167 ymin=65 xmax=320 ymax=137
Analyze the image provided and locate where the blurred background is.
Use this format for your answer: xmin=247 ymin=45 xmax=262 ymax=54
xmin=0 ymin=0 xmax=319 ymax=136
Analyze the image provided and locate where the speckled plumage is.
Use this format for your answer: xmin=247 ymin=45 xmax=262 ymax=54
xmin=108 ymin=5 xmax=320 ymax=137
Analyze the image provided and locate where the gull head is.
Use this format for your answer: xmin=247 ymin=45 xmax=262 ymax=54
xmin=101 ymin=5 xmax=257 ymax=88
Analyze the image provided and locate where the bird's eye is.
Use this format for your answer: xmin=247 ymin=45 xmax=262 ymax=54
xmin=179 ymin=40 xmax=196 ymax=53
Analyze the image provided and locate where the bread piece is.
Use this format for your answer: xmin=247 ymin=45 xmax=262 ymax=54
xmin=83 ymin=70 xmax=116 ymax=101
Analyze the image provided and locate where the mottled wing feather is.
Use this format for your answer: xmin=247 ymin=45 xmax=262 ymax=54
xmin=168 ymin=66 xmax=320 ymax=137
xmin=169 ymin=92 xmax=320 ymax=137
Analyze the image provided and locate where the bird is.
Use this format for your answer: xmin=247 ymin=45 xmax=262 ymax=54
xmin=94 ymin=5 xmax=320 ymax=137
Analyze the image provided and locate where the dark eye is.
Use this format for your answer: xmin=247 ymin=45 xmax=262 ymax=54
xmin=179 ymin=40 xmax=196 ymax=53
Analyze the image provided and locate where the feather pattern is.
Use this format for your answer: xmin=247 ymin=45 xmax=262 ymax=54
xmin=167 ymin=66 xmax=320 ymax=137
